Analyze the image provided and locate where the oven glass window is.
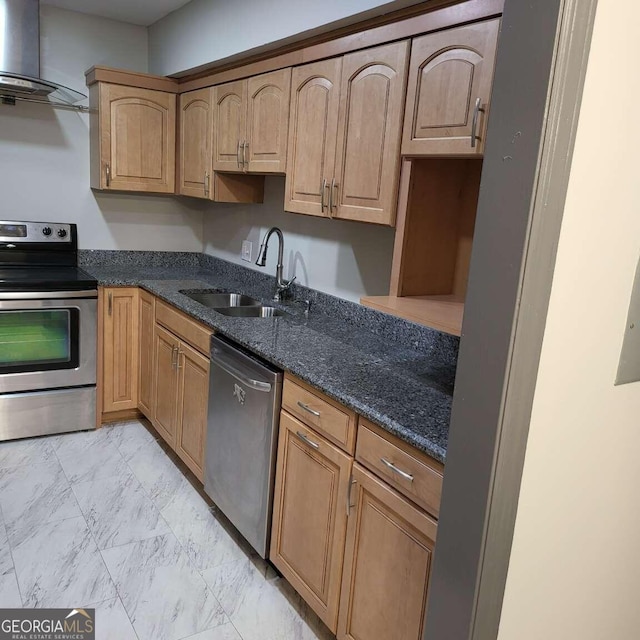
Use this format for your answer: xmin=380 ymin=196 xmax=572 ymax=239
xmin=0 ymin=310 xmax=72 ymax=369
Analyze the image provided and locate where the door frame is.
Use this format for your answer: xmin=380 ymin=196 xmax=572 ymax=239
xmin=424 ymin=0 xmax=599 ymax=638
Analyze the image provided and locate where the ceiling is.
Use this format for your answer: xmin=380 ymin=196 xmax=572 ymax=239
xmin=41 ymin=0 xmax=193 ymax=26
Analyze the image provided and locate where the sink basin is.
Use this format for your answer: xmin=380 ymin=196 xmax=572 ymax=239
xmin=214 ymin=306 xmax=287 ymax=318
xmin=182 ymin=291 xmax=261 ymax=308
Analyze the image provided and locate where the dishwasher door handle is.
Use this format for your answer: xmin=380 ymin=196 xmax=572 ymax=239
xmin=213 ymin=353 xmax=273 ymax=392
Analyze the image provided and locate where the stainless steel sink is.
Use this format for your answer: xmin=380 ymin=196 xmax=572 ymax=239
xmin=214 ymin=306 xmax=287 ymax=318
xmin=182 ymin=291 xmax=261 ymax=308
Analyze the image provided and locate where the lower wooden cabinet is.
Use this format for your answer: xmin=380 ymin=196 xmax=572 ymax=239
xmin=102 ymin=287 xmax=139 ymax=414
xmin=153 ymin=323 xmax=180 ymax=448
xmin=337 ymin=464 xmax=438 ymax=640
xmin=270 ymin=411 xmax=352 ymax=632
xmin=138 ymin=289 xmax=155 ymax=418
xmin=175 ymin=341 xmax=209 ymax=480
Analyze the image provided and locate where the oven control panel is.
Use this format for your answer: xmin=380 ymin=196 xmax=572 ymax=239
xmin=0 ymin=221 xmax=73 ymax=244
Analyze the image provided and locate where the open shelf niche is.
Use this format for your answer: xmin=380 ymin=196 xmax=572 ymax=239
xmin=361 ymin=158 xmax=482 ymax=336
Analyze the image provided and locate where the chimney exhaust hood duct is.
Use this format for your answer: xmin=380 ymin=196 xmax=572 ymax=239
xmin=0 ymin=0 xmax=87 ymax=106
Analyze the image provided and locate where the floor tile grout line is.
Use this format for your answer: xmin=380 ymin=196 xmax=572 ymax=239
xmin=0 ymin=503 xmax=25 ymax=608
xmin=81 ymin=595 xmax=141 ymax=640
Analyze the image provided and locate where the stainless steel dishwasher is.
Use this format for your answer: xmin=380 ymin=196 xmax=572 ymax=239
xmin=204 ymin=335 xmax=283 ymax=558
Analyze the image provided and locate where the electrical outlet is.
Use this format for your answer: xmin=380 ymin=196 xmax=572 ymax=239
xmin=241 ymin=240 xmax=252 ymax=262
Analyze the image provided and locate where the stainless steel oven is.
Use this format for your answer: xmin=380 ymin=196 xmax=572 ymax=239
xmin=0 ymin=221 xmax=98 ymax=441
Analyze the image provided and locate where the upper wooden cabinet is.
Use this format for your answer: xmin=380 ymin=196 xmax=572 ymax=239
xmin=285 ymin=58 xmax=342 ymax=218
xmin=89 ymin=83 xmax=176 ymax=193
xmin=402 ymin=19 xmax=500 ymax=156
xmin=333 ymin=41 xmax=409 ymax=225
xmin=285 ymin=42 xmax=409 ymax=226
xmin=213 ymin=69 xmax=291 ymax=174
xmin=178 ymin=88 xmax=213 ymax=198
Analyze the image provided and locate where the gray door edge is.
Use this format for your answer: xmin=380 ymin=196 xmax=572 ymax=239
xmin=423 ymin=1 xmax=599 ymax=639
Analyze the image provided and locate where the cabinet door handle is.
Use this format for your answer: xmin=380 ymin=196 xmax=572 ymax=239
xmin=204 ymin=171 xmax=210 ymax=196
xmin=320 ymin=178 xmax=327 ymax=212
xmin=381 ymin=458 xmax=414 ymax=482
xmin=243 ymin=141 xmax=248 ymax=168
xmin=297 ymin=401 xmax=320 ymax=417
xmin=471 ymin=97 xmax=484 ymax=148
xmin=176 ymin=349 xmax=184 ymax=369
xmin=237 ymin=140 xmax=242 ymax=168
xmin=171 ymin=345 xmax=178 ymax=369
xmin=107 ymin=292 xmax=112 ymax=316
xmin=346 ymin=474 xmax=356 ymax=516
xmin=296 ymin=430 xmax=320 ymax=450
xmin=330 ymin=179 xmax=338 ymax=213
xmin=105 ymin=163 xmax=111 ymax=187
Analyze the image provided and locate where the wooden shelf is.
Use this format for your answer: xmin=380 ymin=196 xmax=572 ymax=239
xmin=360 ymin=294 xmax=464 ymax=336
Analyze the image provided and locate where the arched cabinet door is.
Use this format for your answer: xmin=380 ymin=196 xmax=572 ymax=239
xmin=247 ymin=69 xmax=292 ymax=174
xmin=97 ymin=84 xmax=176 ymax=193
xmin=284 ymin=58 xmax=342 ymax=217
xmin=402 ymin=18 xmax=500 ymax=156
xmin=333 ymin=41 xmax=410 ymax=226
xmin=179 ymin=88 xmax=213 ymax=199
xmin=213 ymin=80 xmax=247 ymax=173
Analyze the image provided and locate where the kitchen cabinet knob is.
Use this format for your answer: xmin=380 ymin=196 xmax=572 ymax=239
xmin=346 ymin=474 xmax=356 ymax=516
xmin=320 ymin=178 xmax=328 ymax=212
xmin=107 ymin=292 xmax=112 ymax=316
xmin=105 ymin=163 xmax=111 ymax=187
xmin=242 ymin=141 xmax=248 ymax=168
xmin=204 ymin=171 xmax=210 ymax=196
xmin=237 ymin=140 xmax=242 ymax=168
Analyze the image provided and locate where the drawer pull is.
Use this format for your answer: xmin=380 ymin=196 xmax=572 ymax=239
xmin=297 ymin=401 xmax=320 ymax=417
xmin=296 ymin=431 xmax=320 ymax=450
xmin=381 ymin=458 xmax=414 ymax=482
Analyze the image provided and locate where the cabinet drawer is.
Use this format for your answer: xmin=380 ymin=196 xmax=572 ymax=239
xmin=356 ymin=419 xmax=443 ymax=518
xmin=282 ymin=376 xmax=357 ymax=454
xmin=155 ymin=300 xmax=213 ymax=357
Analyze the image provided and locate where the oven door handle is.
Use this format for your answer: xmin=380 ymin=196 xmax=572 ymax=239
xmin=0 ymin=290 xmax=98 ymax=300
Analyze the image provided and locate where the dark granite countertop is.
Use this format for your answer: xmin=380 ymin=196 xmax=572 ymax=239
xmin=82 ymin=253 xmax=458 ymax=463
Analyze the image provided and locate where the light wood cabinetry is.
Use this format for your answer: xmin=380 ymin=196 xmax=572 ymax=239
xmin=282 ymin=375 xmax=357 ymax=454
xmin=271 ymin=411 xmax=352 ymax=632
xmin=402 ymin=19 xmax=500 ymax=156
xmin=179 ymin=88 xmax=213 ymax=198
xmin=179 ymin=87 xmax=266 ymax=202
xmin=285 ymin=42 xmax=408 ymax=225
xmin=337 ymin=463 xmax=438 ymax=640
xmin=89 ymin=83 xmax=176 ymax=193
xmin=102 ymin=287 xmax=139 ymax=414
xmin=175 ymin=341 xmax=210 ymax=480
xmin=246 ymin=69 xmax=292 ymax=173
xmin=333 ymin=41 xmax=409 ymax=225
xmin=150 ymin=298 xmax=213 ymax=481
xmin=152 ymin=323 xmax=180 ymax=448
xmin=285 ymin=58 xmax=342 ymax=218
xmin=361 ymin=157 xmax=482 ymax=335
xmin=138 ymin=289 xmax=155 ymax=419
xmin=214 ymin=69 xmax=291 ymax=174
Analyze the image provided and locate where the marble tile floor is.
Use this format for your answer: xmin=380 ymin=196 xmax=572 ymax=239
xmin=0 ymin=420 xmax=333 ymax=640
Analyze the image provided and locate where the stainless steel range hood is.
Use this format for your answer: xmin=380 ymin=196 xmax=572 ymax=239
xmin=0 ymin=0 xmax=86 ymax=105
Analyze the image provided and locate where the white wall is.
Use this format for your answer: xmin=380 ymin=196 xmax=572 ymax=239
xmin=497 ymin=1 xmax=640 ymax=638
xmin=200 ymin=177 xmax=395 ymax=302
xmin=0 ymin=6 xmax=202 ymax=251
xmin=148 ymin=0 xmax=422 ymax=76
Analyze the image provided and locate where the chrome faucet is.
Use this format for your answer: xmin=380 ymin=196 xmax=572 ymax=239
xmin=255 ymin=227 xmax=296 ymax=301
